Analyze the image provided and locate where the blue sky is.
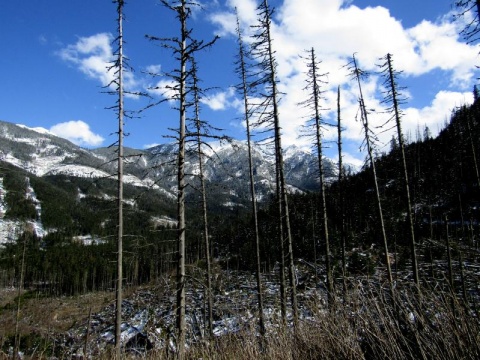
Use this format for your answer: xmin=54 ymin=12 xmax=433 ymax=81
xmin=0 ymin=0 xmax=478 ymax=167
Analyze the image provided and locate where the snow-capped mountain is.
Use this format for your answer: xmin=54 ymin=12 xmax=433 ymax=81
xmin=0 ymin=120 xmax=337 ymax=205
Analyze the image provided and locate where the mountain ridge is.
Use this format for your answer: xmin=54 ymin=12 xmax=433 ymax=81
xmin=0 ymin=119 xmax=338 ymax=197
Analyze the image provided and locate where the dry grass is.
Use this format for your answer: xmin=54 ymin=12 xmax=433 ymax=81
xmin=1 ymin=282 xmax=479 ymax=359
xmin=0 ymin=288 xmax=116 ymax=358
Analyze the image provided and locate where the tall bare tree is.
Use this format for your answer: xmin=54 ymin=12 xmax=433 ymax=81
xmin=110 ymin=1 xmax=125 ymax=356
xmin=300 ymin=48 xmax=334 ymax=306
xmin=13 ymin=227 xmax=27 ymax=360
xmin=146 ymin=1 xmax=217 ymax=356
xmin=189 ymin=57 xmax=214 ymax=338
xmin=350 ymin=55 xmax=394 ymax=291
xmin=250 ymin=0 xmax=298 ymax=326
xmin=337 ymin=86 xmax=348 ymax=299
xmin=234 ymin=11 xmax=265 ymax=335
xmin=379 ymin=53 xmax=419 ymax=287
xmin=147 ymin=2 xmax=189 ymax=355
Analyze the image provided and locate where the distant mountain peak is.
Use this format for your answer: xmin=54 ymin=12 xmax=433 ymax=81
xmin=16 ymin=124 xmax=55 ymax=136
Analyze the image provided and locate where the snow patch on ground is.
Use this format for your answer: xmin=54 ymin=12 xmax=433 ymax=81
xmin=0 ymin=177 xmax=46 ymax=245
xmin=46 ymin=164 xmax=111 ymax=178
xmin=72 ymin=235 xmax=106 ymax=246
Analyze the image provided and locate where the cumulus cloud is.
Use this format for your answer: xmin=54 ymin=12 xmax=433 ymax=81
xmin=201 ymin=87 xmax=237 ymax=111
xmin=403 ymin=90 xmax=473 ymax=136
xmin=210 ymin=0 xmax=478 ymax=164
xmin=58 ymin=33 xmax=139 ymax=93
xmin=50 ymin=120 xmax=104 ymax=147
xmin=148 ymin=79 xmax=179 ymax=102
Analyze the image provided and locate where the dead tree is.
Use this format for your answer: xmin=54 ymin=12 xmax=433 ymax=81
xmin=299 ymin=47 xmax=334 ymax=306
xmin=234 ymin=11 xmax=265 ymax=335
xmin=350 ymin=54 xmax=394 ymax=291
xmin=110 ymin=1 xmax=125 ymax=356
xmin=189 ymin=57 xmax=214 ymax=338
xmin=250 ymin=0 xmax=298 ymax=326
xmin=13 ymin=227 xmax=27 ymax=360
xmin=379 ymin=53 xmax=419 ymax=287
xmin=146 ymin=1 xmax=217 ymax=356
xmin=455 ymin=0 xmax=480 ymax=44
xmin=337 ymin=86 xmax=348 ymax=299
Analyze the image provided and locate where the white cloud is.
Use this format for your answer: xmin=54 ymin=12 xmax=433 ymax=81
xmin=58 ymin=33 xmax=139 ymax=92
xmin=148 ymin=79 xmax=179 ymax=101
xmin=58 ymin=33 xmax=114 ymax=85
xmin=145 ymin=64 xmax=162 ymax=75
xmin=210 ymin=0 xmax=258 ymax=36
xmin=201 ymin=87 xmax=237 ymax=111
xmin=210 ymin=0 xmax=479 ymax=157
xmin=403 ymin=90 xmax=474 ymax=136
xmin=50 ymin=120 xmax=104 ymax=147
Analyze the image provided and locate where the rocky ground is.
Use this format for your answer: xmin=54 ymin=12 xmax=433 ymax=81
xmin=1 ymin=255 xmax=479 ymax=359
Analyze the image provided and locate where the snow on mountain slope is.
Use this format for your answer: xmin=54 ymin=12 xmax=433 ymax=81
xmin=16 ymin=124 xmax=55 ymax=136
xmin=0 ymin=120 xmax=342 ymax=204
xmin=0 ymin=176 xmax=46 ymax=247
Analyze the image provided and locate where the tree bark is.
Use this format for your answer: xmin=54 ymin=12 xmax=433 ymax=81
xmin=352 ymin=55 xmax=394 ymax=291
xmin=176 ymin=2 xmax=187 ymax=356
xmin=337 ymin=85 xmax=348 ymax=301
xmin=385 ymin=53 xmax=419 ymax=287
xmin=114 ymin=1 xmax=124 ymax=357
xmin=235 ymin=13 xmax=265 ymax=335
xmin=308 ymin=48 xmax=333 ymax=306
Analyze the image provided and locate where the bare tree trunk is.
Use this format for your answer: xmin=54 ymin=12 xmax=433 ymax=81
xmin=445 ymin=216 xmax=455 ymax=311
xmin=352 ymin=55 xmax=394 ymax=291
xmin=385 ymin=53 xmax=419 ymax=287
xmin=84 ymin=307 xmax=92 ymax=358
xmin=264 ymin=0 xmax=298 ymax=326
xmin=176 ymin=2 xmax=187 ymax=355
xmin=307 ymin=48 xmax=333 ymax=306
xmin=466 ymin=113 xmax=480 ymax=188
xmin=145 ymin=4 xmax=217 ymax=355
xmin=235 ymin=14 xmax=265 ymax=335
xmin=250 ymin=0 xmax=297 ymax=326
xmin=114 ymin=2 xmax=124 ymax=357
xmin=337 ymin=86 xmax=348 ymax=301
xmin=191 ymin=62 xmax=214 ymax=338
xmin=459 ymin=250 xmax=468 ymax=304
xmin=13 ymin=231 xmax=27 ymax=360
